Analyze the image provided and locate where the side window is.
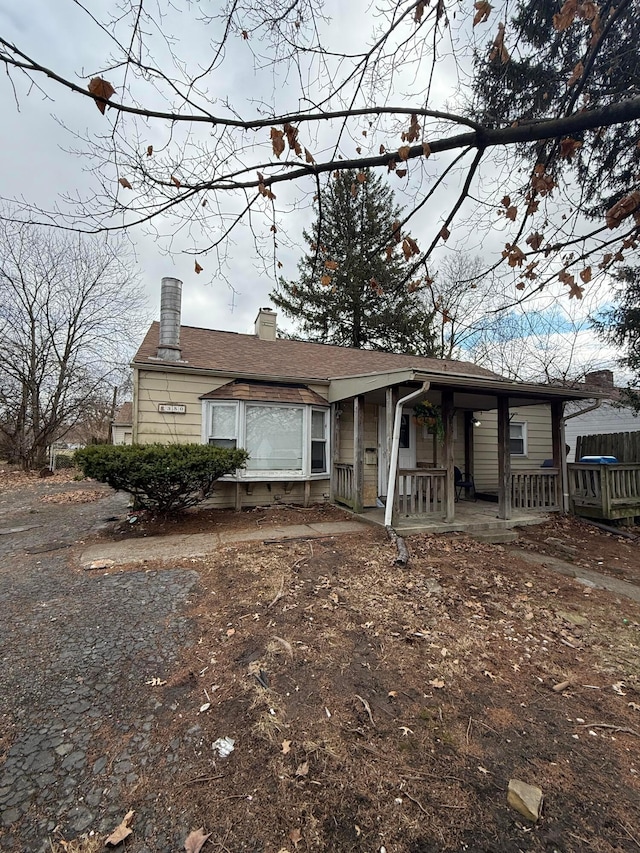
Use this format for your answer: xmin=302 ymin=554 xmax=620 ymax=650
xmin=509 ymin=422 xmax=527 ymax=456
xmin=208 ymin=403 xmax=238 ymax=448
xmin=311 ymin=409 xmax=328 ymax=473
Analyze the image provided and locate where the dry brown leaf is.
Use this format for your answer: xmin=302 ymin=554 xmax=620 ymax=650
xmin=560 ymin=137 xmax=582 ymax=159
xmin=501 ymin=195 xmax=511 ymax=207
xmin=106 ymin=810 xmax=135 ymax=847
xmin=241 ymin=29 xmax=249 ymax=39
xmin=271 ymin=636 xmax=293 ymax=658
xmin=289 ymin=828 xmax=302 ymax=848
xmin=325 ymin=260 xmax=339 ymax=271
xmin=184 ymin=827 xmax=212 ymax=853
xmin=396 ymin=168 xmax=407 ymax=179
xmin=406 ymin=113 xmax=421 ymax=143
xmin=195 ymin=260 xmax=203 ymax=275
xmin=271 ymin=127 xmax=285 ymax=159
xmin=568 ymin=61 xmax=584 ymax=87
xmin=505 ymin=205 xmax=517 ymax=221
xmin=295 ymin=760 xmax=309 ymax=777
xmin=414 ymin=1 xmax=426 ymax=23
xmin=118 ymin=177 xmax=132 ymax=190
xmin=284 ymin=123 xmax=302 ymax=156
xmin=304 ymin=148 xmax=315 ymax=165
xmin=429 ymin=678 xmax=445 ymax=689
xmin=606 ymin=191 xmax=640 ymax=229
xmin=473 ymin=1 xmax=492 ymax=26
xmin=281 ymin=739 xmax=292 ymax=754
xmin=526 ymin=231 xmax=544 ymax=251
xmin=580 ymin=266 xmax=592 ymax=283
xmin=356 ymin=171 xmax=367 ymax=183
xmin=320 ymin=275 xmax=332 ymax=286
xmin=489 ymin=22 xmax=509 ymax=64
xmin=422 ymin=141 xmax=431 ymax=157
xmin=440 ymin=226 xmax=450 ymax=242
xmin=171 ymin=175 xmax=181 ymax=189
xmin=146 ymin=145 xmax=153 ymax=157
xmin=397 ymin=145 xmax=411 ymax=161
xmin=553 ymin=0 xmax=577 ymax=31
xmin=88 ymin=77 xmax=115 ymax=114
xmin=379 ymin=144 xmax=386 ymax=155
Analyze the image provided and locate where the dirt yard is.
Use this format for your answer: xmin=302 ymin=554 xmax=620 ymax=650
xmin=2 ymin=471 xmax=640 ymax=852
xmin=97 ymin=507 xmax=640 ymax=851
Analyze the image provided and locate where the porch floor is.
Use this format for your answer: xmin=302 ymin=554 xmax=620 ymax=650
xmin=357 ymin=497 xmax=550 ymax=536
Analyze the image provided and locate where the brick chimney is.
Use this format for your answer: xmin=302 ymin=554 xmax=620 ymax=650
xmin=255 ymin=307 xmax=277 ymax=341
xmin=157 ymin=277 xmax=183 ymax=361
xmin=584 ymin=369 xmax=614 ymax=389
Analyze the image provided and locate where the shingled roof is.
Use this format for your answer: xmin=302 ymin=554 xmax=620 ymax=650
xmin=133 ymin=322 xmax=501 ymax=382
xmin=200 ymin=380 xmax=329 ymax=406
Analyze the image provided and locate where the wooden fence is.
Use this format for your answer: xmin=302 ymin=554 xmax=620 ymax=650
xmin=576 ymin=430 xmax=640 ymax=463
xmin=568 ymin=462 xmax=640 ymax=521
xmin=396 ymin=468 xmax=447 ymax=516
xmin=333 ymin=463 xmax=355 ymax=508
xmin=511 ymin=469 xmax=560 ymax=510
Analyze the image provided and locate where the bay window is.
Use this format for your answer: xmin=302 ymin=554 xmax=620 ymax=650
xmin=204 ymin=400 xmax=329 ymax=478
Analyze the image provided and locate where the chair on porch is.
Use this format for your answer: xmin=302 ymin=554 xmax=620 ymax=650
xmin=454 ymin=466 xmax=476 ymax=502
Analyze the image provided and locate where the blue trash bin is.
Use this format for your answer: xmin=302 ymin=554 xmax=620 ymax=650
xmin=578 ymin=456 xmax=618 ymax=464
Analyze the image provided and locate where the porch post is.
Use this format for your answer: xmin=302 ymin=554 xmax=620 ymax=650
xmin=353 ymin=395 xmax=365 ymax=513
xmin=442 ymin=389 xmax=455 ymax=522
xmin=385 ymin=387 xmax=398 ymax=479
xmin=329 ymin=403 xmax=340 ymax=503
xmin=497 ymin=395 xmax=511 ymax=520
xmin=551 ymin=400 xmax=566 ymax=511
xmin=464 ymin=411 xmax=475 ymax=499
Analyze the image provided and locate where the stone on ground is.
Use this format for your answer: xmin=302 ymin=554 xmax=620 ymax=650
xmin=507 ymin=778 xmax=543 ymax=822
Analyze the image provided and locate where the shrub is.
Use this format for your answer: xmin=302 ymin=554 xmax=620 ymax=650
xmin=74 ymin=443 xmax=248 ymax=514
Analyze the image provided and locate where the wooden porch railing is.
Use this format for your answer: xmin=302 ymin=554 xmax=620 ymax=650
xmin=396 ymin=468 xmax=446 ymax=516
xmin=511 ymin=469 xmax=560 ymax=511
xmin=333 ymin=463 xmax=355 ymax=508
xmin=569 ymin=463 xmax=640 ymax=521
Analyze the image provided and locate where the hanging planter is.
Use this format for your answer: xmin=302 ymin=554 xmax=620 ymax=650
xmin=413 ymin=400 xmax=445 ymax=443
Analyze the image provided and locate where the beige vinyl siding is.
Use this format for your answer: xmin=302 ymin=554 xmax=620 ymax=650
xmin=413 ymin=410 xmax=465 ymax=468
xmin=473 ymin=404 xmax=553 ymax=493
xmin=135 ymin=368 xmax=328 ymax=445
xmin=337 ymin=402 xmax=354 ymax=465
xmin=201 ymin=479 xmax=329 ymax=509
xmin=136 ymin=370 xmax=224 ymax=444
xmin=363 ymin=402 xmax=378 ymax=507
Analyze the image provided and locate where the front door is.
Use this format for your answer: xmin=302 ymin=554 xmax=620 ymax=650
xmin=378 ymin=407 xmax=416 ymax=497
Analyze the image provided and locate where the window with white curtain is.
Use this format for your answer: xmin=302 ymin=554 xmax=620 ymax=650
xmin=203 ymin=400 xmax=329 ymax=477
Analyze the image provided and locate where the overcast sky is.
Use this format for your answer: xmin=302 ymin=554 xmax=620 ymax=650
xmin=0 ymin=0 xmax=625 ymax=379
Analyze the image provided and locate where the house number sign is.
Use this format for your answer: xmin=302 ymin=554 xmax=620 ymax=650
xmin=158 ymin=403 xmax=187 ymax=414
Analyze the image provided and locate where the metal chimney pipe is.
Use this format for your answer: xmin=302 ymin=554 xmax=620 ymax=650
xmin=157 ymin=277 xmax=182 ymax=361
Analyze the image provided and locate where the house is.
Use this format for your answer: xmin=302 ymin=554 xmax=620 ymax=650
xmin=131 ymin=278 xmax=604 ymax=527
xmin=562 ymin=371 xmax=639 ymax=461
xmin=111 ymin=402 xmax=133 ymax=446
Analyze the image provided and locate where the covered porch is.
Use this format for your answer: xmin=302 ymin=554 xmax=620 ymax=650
xmin=329 ymin=368 xmax=602 ymax=528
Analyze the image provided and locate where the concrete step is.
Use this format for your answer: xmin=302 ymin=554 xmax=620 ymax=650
xmin=470 ymin=530 xmax=519 ymax=545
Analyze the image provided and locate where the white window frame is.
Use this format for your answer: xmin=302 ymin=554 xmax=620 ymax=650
xmin=509 ymin=421 xmax=528 ymax=457
xmin=202 ymin=399 xmax=330 ymax=480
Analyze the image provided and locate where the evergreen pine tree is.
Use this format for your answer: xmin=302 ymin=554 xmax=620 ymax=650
xmin=472 ymin=0 xmax=640 ymax=217
xmin=271 ymin=169 xmax=437 ymax=354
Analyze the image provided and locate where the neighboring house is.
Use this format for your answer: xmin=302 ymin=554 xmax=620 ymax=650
xmin=111 ymin=402 xmax=133 ymax=446
xmin=562 ymin=371 xmax=639 ymax=461
xmin=131 ymin=278 xmax=601 ymax=525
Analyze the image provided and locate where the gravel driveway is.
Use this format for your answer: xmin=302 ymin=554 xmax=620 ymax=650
xmin=0 ymin=478 xmax=202 ymax=851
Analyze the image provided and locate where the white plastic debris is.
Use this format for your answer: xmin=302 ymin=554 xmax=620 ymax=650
xmin=199 ymin=702 xmax=211 ymax=713
xmin=212 ymin=736 xmax=235 ymax=758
